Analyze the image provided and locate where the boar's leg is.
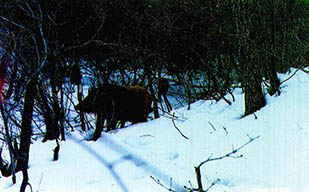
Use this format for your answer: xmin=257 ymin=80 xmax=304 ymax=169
xmin=106 ymin=118 xmax=117 ymax=132
xmin=105 ymin=98 xmax=118 ymax=132
xmin=92 ymin=112 xmax=105 ymax=141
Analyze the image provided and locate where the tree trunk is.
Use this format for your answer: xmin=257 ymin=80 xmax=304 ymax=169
xmin=267 ymin=0 xmax=281 ymax=96
xmin=51 ymin=79 xmax=61 ymax=140
xmin=243 ymin=76 xmax=266 ymax=116
xmin=242 ymin=58 xmax=266 ymax=116
xmin=59 ymin=88 xmax=66 ymax=141
xmin=235 ymin=1 xmax=266 ymax=117
xmin=149 ymin=82 xmax=159 ymax=119
xmin=17 ymin=79 xmax=37 ymax=172
xmin=77 ymin=84 xmax=86 ymax=131
xmin=39 ymin=87 xmax=60 ymax=143
xmin=239 ymin=45 xmax=266 ymax=116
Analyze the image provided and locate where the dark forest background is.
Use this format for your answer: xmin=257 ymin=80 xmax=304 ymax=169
xmin=0 ymin=0 xmax=308 ymax=191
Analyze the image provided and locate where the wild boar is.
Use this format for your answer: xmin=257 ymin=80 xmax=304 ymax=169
xmin=75 ymin=84 xmax=152 ymax=132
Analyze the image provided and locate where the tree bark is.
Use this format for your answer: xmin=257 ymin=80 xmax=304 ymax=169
xmin=17 ymin=79 xmax=37 ymax=171
xmin=243 ymin=76 xmax=266 ymax=116
xmin=77 ymin=84 xmax=86 ymax=131
xmin=267 ymin=0 xmax=281 ymax=96
xmin=59 ymin=88 xmax=65 ymax=141
xmin=242 ymin=62 xmax=266 ymax=116
xmin=240 ymin=47 xmax=266 ymax=116
xmin=39 ymin=84 xmax=60 ymax=142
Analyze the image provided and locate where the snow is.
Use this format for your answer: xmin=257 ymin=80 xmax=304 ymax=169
xmin=1 ymin=68 xmax=309 ymax=192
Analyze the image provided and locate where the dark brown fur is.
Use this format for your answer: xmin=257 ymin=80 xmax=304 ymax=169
xmin=75 ymin=84 xmax=152 ymax=131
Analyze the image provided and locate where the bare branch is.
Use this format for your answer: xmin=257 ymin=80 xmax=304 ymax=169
xmin=171 ymin=113 xmax=189 ymax=140
xmin=208 ymin=121 xmax=216 ymax=131
xmin=185 ymin=135 xmax=260 ymax=192
xmin=198 ymin=135 xmax=260 ymax=168
xmin=280 ymin=67 xmax=302 ymax=85
xmin=0 ymin=16 xmax=25 ymax=30
xmin=150 ymin=176 xmax=176 ymax=192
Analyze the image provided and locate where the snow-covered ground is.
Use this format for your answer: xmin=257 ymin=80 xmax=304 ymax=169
xmin=1 ymin=68 xmax=308 ymax=192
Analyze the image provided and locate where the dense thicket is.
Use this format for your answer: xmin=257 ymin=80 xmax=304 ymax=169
xmin=0 ymin=0 xmax=308 ymax=190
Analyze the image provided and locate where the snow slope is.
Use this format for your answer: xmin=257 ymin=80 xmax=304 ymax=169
xmin=0 ymin=68 xmax=308 ymax=192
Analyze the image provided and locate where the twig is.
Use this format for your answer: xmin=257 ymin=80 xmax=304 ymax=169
xmin=163 ymin=113 xmax=186 ymax=122
xmin=158 ymin=105 xmax=186 ymax=122
xmin=204 ymin=178 xmax=221 ymax=192
xmin=171 ymin=113 xmax=189 ymax=140
xmin=280 ymin=67 xmax=301 ymax=85
xmin=301 ymin=67 xmax=309 ymax=73
xmin=158 ymin=106 xmax=184 ymax=120
xmin=184 ymin=178 xmax=220 ymax=192
xmin=208 ymin=121 xmax=216 ymax=131
xmin=0 ymin=16 xmax=25 ymax=30
xmin=222 ymin=126 xmax=228 ymax=134
xmin=198 ymin=135 xmax=260 ymax=168
xmin=36 ymin=173 xmax=43 ymax=192
xmin=221 ymin=96 xmax=232 ymax=105
xmin=188 ymin=135 xmax=260 ymax=192
xmin=150 ymin=176 xmax=176 ymax=192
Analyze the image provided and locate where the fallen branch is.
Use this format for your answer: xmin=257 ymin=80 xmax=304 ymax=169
xmin=158 ymin=106 xmax=186 ymax=121
xmin=171 ymin=113 xmax=189 ymax=140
